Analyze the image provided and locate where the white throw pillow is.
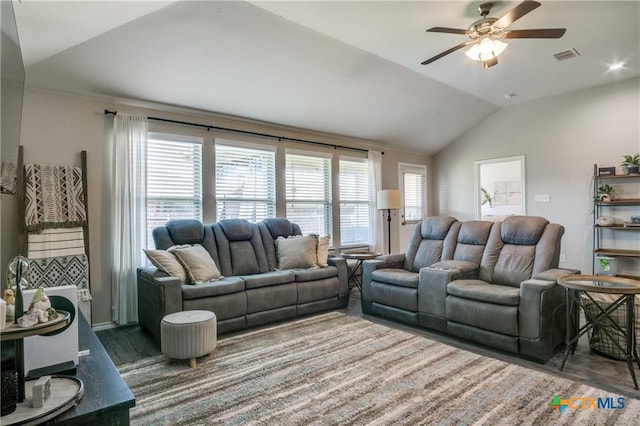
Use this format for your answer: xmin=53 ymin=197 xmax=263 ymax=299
xmin=143 ymin=249 xmax=188 ymax=284
xmin=169 ymin=244 xmax=221 ymax=284
xmin=316 ymin=235 xmax=330 ymax=267
xmin=276 ymin=235 xmax=318 ymax=270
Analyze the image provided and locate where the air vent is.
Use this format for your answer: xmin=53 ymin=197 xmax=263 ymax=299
xmin=552 ymin=48 xmax=580 ymax=61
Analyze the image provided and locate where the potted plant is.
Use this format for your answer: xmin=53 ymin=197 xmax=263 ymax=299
xmin=594 ymin=184 xmax=616 ymax=202
xmin=621 ymin=153 xmax=640 ymax=174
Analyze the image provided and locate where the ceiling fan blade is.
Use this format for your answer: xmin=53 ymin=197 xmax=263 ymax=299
xmin=504 ymin=28 xmax=566 ymax=39
xmin=493 ymin=1 xmax=541 ymax=30
xmin=421 ymin=40 xmax=473 ymax=65
xmin=426 ymin=27 xmax=468 ymax=35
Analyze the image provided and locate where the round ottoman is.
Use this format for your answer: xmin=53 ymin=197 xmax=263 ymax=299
xmin=161 ymin=310 xmax=217 ymax=368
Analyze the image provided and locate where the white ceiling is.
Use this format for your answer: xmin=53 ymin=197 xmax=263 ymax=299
xmin=12 ymin=1 xmax=640 ymax=154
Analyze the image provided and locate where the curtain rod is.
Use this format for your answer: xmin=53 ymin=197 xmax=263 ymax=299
xmin=104 ymin=109 xmax=372 ymax=154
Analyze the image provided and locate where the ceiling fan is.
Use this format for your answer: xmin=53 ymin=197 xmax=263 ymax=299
xmin=422 ymin=1 xmax=566 ymax=68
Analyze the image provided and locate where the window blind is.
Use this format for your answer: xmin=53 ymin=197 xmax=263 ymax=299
xmin=215 ymin=143 xmax=275 ymax=221
xmin=146 ymin=136 xmax=203 ymax=247
xmin=403 ymin=171 xmax=425 ymax=222
xmin=285 ymin=152 xmax=332 ymax=237
xmin=339 ymin=156 xmax=370 ymax=246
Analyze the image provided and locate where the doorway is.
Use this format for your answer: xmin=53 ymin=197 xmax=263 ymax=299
xmin=398 ymin=163 xmax=427 ymax=252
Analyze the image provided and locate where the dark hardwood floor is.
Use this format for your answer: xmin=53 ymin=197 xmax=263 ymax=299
xmin=97 ymin=289 xmax=640 ymax=400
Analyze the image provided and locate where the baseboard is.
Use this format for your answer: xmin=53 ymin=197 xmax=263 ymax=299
xmin=91 ymin=321 xmax=119 ymax=332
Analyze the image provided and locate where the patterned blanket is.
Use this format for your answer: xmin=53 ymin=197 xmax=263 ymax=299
xmin=24 ymin=164 xmax=87 ymax=231
xmin=27 ymin=254 xmax=89 ymax=290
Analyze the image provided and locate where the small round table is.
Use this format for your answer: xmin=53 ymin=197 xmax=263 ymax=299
xmin=558 ymin=274 xmax=640 ymax=390
xmin=341 ymin=252 xmax=381 ymax=292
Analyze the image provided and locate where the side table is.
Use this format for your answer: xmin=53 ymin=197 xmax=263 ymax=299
xmin=558 ymin=274 xmax=640 ymax=390
xmin=341 ymin=252 xmax=381 ymax=292
xmin=0 ymin=310 xmax=84 ymax=425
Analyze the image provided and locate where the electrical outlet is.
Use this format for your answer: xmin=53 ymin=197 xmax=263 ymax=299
xmin=559 ymin=254 xmax=566 ymax=263
xmin=77 ymin=289 xmax=92 ymax=302
xmin=534 ymin=194 xmax=550 ymax=202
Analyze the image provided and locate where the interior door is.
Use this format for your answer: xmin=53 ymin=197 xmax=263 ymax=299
xmin=398 ymin=163 xmax=427 ymax=252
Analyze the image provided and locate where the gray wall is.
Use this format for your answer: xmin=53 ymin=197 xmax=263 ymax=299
xmin=433 ymin=77 xmax=640 ymax=276
xmin=5 ymin=88 xmax=429 ymax=326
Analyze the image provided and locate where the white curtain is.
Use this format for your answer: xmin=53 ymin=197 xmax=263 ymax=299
xmin=111 ymin=114 xmax=148 ymax=325
xmin=368 ymin=150 xmax=383 ymax=254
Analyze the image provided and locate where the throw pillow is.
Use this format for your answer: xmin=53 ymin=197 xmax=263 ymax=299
xmin=316 ymin=235 xmax=330 ymax=267
xmin=143 ymin=249 xmax=188 ymax=284
xmin=169 ymin=244 xmax=221 ymax=284
xmin=276 ymin=235 xmax=318 ymax=270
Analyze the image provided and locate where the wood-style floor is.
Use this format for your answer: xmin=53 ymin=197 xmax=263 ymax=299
xmin=96 ymin=289 xmax=640 ymax=400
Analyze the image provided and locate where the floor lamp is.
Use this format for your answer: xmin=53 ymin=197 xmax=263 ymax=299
xmin=377 ymin=189 xmax=400 ymax=254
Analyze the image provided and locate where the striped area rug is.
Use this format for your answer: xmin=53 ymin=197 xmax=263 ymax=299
xmin=119 ymin=312 xmax=640 ymax=425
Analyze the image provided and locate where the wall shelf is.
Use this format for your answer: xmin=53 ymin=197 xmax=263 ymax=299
xmin=593 ymin=164 xmax=640 ymax=276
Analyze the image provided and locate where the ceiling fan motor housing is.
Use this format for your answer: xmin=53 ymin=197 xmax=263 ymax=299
xmin=468 ymin=17 xmax=498 ymax=39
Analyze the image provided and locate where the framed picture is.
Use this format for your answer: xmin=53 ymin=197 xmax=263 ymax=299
xmin=598 ymin=167 xmax=616 ymax=176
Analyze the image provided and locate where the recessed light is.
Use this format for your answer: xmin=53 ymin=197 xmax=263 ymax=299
xmin=608 ymin=62 xmax=625 ymax=71
xmin=504 ymin=93 xmax=517 ymax=100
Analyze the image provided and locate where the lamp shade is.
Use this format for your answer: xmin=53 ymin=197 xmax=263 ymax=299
xmin=377 ymin=189 xmax=400 ymax=210
xmin=465 ymin=37 xmax=507 ymax=62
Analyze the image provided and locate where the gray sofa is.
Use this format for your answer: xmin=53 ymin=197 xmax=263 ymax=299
xmin=137 ymin=218 xmax=349 ymax=344
xmin=362 ymin=215 xmax=579 ymax=362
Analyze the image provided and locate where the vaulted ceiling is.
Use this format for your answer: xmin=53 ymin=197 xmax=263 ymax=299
xmin=13 ymin=1 xmax=640 ymax=154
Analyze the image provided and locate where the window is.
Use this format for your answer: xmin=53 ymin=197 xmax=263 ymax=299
xmin=146 ymin=134 xmax=203 ymax=247
xmin=403 ymin=171 xmax=425 ymax=223
xmin=215 ymin=142 xmax=275 ymax=221
xmin=285 ymin=151 xmax=332 ymax=237
xmin=339 ymin=156 xmax=369 ymax=246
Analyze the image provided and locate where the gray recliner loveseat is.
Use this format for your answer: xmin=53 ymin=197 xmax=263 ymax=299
xmin=137 ymin=218 xmax=349 ymax=344
xmin=362 ymin=215 xmax=579 ymax=362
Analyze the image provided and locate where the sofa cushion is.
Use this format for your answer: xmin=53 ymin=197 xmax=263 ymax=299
xmin=170 ymin=245 xmax=222 ymax=284
xmin=263 ymin=218 xmax=297 ymax=239
xmin=447 ymin=280 xmax=520 ymax=306
xmin=501 ymin=216 xmax=548 ymax=245
xmin=294 ymin=265 xmax=337 ymax=282
xmin=429 ymin=260 xmax=479 ymax=275
xmin=166 ymin=219 xmax=205 ymax=245
xmin=446 ymin=296 xmax=519 ymax=336
xmin=421 ymin=216 xmax=458 ymax=240
xmin=181 ymin=276 xmax=245 ymax=300
xmin=493 ymin=245 xmax=536 ymax=287
xmin=143 ymin=248 xmax=187 ymax=283
xmin=242 ymin=270 xmax=295 ymax=289
xmin=218 ymin=219 xmax=254 ymax=241
xmin=276 ymin=235 xmax=318 ymax=269
xmin=371 ymin=269 xmax=419 ymax=288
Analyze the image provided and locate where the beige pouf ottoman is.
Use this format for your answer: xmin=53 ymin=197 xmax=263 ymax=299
xmin=161 ymin=310 xmax=217 ymax=368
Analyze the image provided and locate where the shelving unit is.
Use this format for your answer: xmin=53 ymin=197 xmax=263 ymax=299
xmin=592 ymin=164 xmax=640 ymax=279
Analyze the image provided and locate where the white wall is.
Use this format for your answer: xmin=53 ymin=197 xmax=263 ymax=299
xmin=9 ymin=88 xmax=429 ymax=326
xmin=433 ymin=77 xmax=640 ymax=276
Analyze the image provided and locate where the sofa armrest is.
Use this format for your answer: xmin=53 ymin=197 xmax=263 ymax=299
xmin=137 ymin=267 xmax=183 ymax=344
xmin=374 ymin=253 xmax=406 ymax=266
xmin=418 ymin=266 xmax=476 ymax=321
xmin=519 ymin=278 xmax=565 ymax=340
xmin=327 ymin=256 xmax=349 ymax=298
xmin=533 ymin=268 xmax=581 ymax=282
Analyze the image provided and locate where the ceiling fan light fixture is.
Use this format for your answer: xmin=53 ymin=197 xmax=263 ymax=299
xmin=465 ymin=37 xmax=508 ymax=62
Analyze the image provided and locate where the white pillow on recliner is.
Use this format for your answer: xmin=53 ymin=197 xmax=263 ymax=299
xmin=143 ymin=248 xmax=188 ymax=284
xmin=276 ymin=235 xmax=318 ymax=270
xmin=169 ymin=244 xmax=222 ymax=284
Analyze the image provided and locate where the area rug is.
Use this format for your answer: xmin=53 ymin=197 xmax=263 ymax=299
xmin=119 ymin=312 xmax=640 ymax=425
